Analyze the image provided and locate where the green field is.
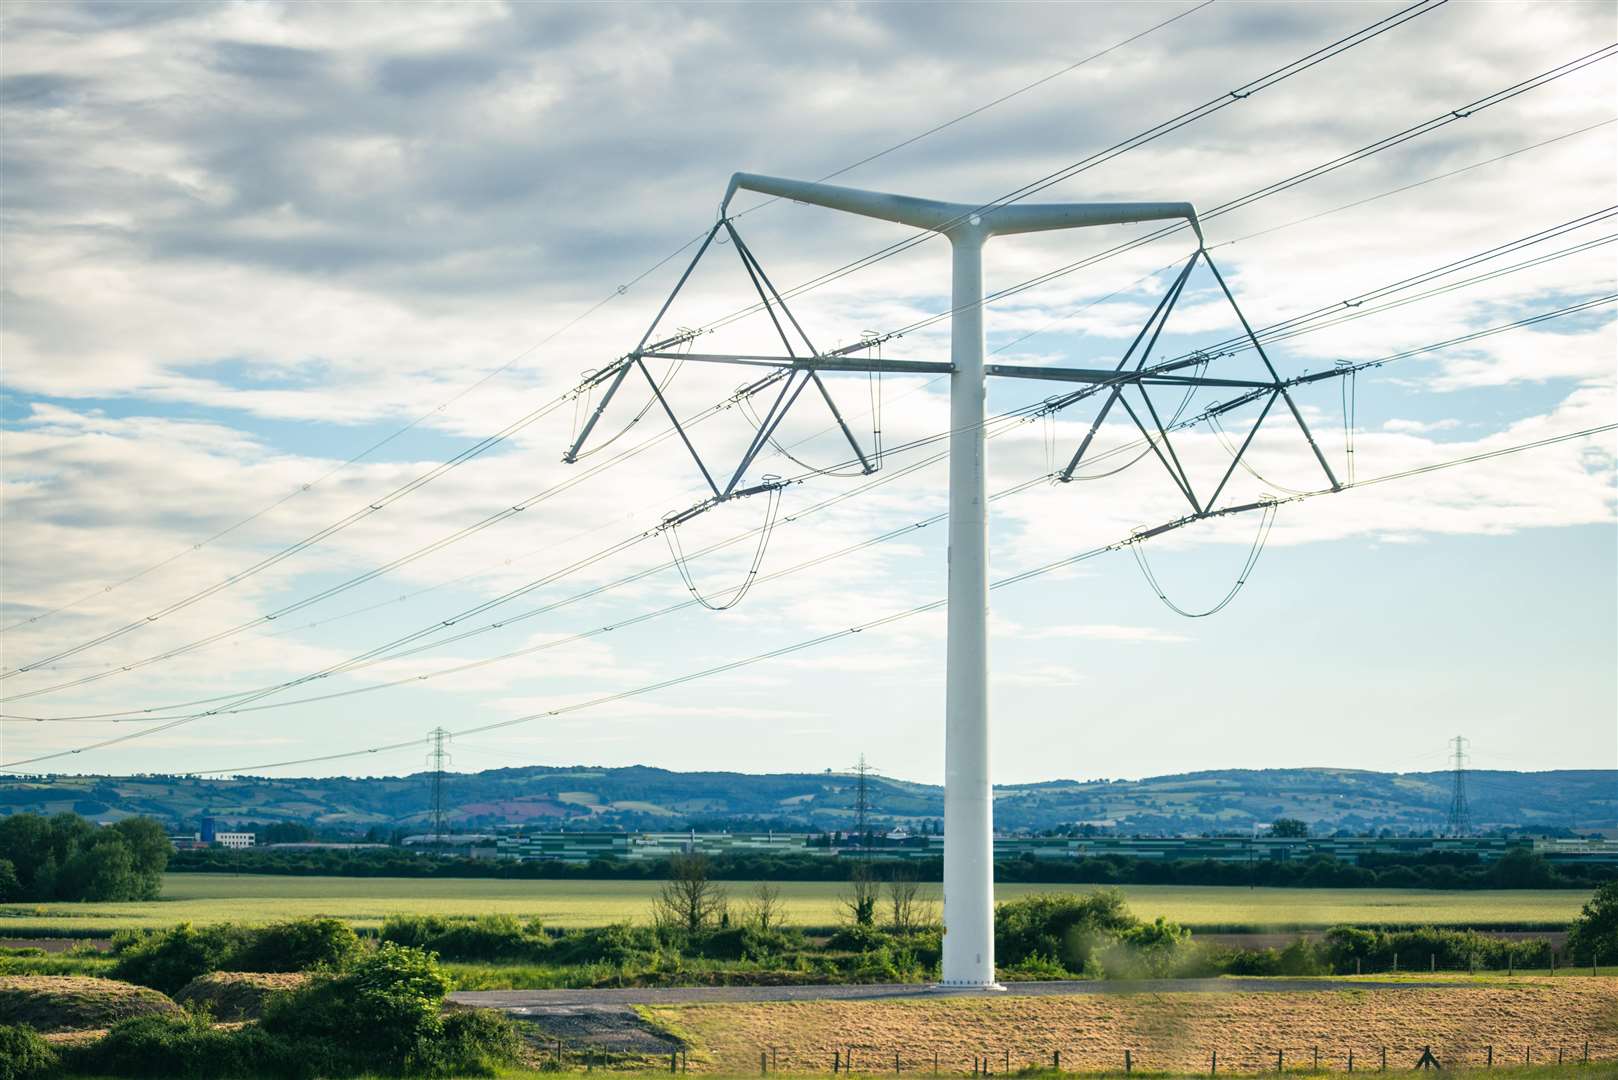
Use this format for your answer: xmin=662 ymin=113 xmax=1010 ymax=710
xmin=0 ymin=874 xmax=1591 ymax=935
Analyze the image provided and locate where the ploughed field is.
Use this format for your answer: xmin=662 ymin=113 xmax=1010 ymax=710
xmin=645 ymin=980 xmax=1618 ymax=1075
xmin=0 ymin=873 xmax=1586 ymax=934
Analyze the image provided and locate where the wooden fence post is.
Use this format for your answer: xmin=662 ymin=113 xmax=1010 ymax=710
xmin=1430 ymin=953 xmax=1436 ymax=973
xmin=1559 ymin=1047 xmax=1565 ymax=1065
xmin=934 ymin=1050 xmax=939 ymax=1077
xmin=1380 ymin=1045 xmax=1386 ymax=1072
xmin=1210 ymin=1049 xmax=1217 ymax=1076
xmin=1486 ymin=1045 xmax=1492 ymax=1067
xmin=1125 ymin=1049 xmax=1131 ymax=1074
xmin=1348 ymin=1049 xmax=1354 ymax=1073
xmin=1314 ymin=1047 xmax=1320 ymax=1070
xmin=896 ymin=1050 xmax=902 ymax=1075
xmin=834 ymin=1050 xmax=841 ymax=1074
xmin=1052 ymin=1049 xmax=1060 ymax=1071
xmin=671 ymin=1050 xmax=678 ymax=1074
xmin=1392 ymin=952 xmax=1398 ymax=973
xmin=761 ymin=1050 xmax=767 ymax=1076
xmin=1277 ymin=1049 xmax=1284 ymax=1072
xmin=1003 ymin=1049 xmax=1009 ymax=1074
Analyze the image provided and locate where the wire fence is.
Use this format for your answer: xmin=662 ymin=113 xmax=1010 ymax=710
xmin=536 ymin=1038 xmax=1612 ymax=1075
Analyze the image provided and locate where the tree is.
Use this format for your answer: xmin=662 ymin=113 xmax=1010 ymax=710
xmin=1567 ymin=880 xmax=1618 ymax=963
xmin=0 ymin=812 xmax=169 ymax=902
xmin=745 ymin=882 xmax=784 ymax=931
xmin=839 ymin=862 xmax=879 ymax=928
xmin=884 ymin=871 xmax=934 ymax=935
xmin=650 ymin=853 xmax=726 ymax=935
xmin=1270 ymin=818 xmax=1309 ymax=838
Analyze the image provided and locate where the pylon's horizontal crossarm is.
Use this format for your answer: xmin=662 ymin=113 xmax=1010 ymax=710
xmin=985 ymin=363 xmax=1275 ymax=389
xmin=636 ymin=350 xmax=955 ymax=375
xmin=725 ymin=172 xmax=1203 ymax=241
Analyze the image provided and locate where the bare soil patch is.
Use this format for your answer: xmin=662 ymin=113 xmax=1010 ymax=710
xmin=645 ymin=979 xmax=1618 ymax=1074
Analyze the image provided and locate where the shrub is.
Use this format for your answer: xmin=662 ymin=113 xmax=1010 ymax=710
xmin=72 ymin=1011 xmax=247 ymax=1079
xmin=994 ymin=889 xmax=1137 ymax=972
xmin=1322 ymin=925 xmax=1551 ymax=973
xmin=547 ymin=923 xmax=659 ymax=966
xmin=261 ymin=943 xmax=452 ymax=1074
xmin=381 ymin=914 xmax=545 ymax=963
xmin=111 ymin=923 xmax=252 ymax=995
xmin=112 ymin=918 xmax=360 ymax=994
xmin=231 ymin=917 xmax=360 ymax=973
xmin=693 ymin=924 xmax=802 ymax=962
xmin=998 ymin=951 xmax=1071 ymax=981
xmin=0 ymin=1024 xmax=57 ymax=1080
xmin=427 ymin=1009 xmax=523 ymax=1077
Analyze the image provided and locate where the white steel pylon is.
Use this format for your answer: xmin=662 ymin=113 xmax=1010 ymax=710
xmin=724 ymin=175 xmax=1202 ymax=989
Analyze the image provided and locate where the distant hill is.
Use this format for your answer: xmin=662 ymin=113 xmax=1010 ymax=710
xmin=2 ymin=765 xmax=1610 ymax=836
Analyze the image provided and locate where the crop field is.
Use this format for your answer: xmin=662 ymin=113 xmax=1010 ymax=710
xmin=0 ymin=874 xmax=1589 ymax=936
xmin=644 ymin=980 xmax=1618 ymax=1075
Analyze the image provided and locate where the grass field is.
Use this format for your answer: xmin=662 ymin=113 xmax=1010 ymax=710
xmin=643 ymin=980 xmax=1618 ymax=1074
xmin=0 ymin=874 xmax=1591 ymax=936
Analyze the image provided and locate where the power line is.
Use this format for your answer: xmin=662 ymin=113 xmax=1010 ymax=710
xmin=5 ymin=276 xmax=1608 ymax=740
xmin=163 ymin=420 xmax=1616 ymax=778
xmin=0 ymin=2 xmax=1457 ymax=683
xmin=8 ymin=36 xmax=1607 ymax=735
xmin=0 ymin=1 xmax=1213 ymax=641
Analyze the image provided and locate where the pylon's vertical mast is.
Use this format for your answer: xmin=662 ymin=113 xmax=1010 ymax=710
xmin=942 ymin=224 xmax=995 ymax=987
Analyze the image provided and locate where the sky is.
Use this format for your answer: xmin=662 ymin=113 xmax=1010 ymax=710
xmin=1 ymin=0 xmax=1614 ymax=788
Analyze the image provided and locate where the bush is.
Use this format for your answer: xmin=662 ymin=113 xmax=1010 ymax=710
xmin=112 ymin=918 xmax=359 ymax=994
xmin=380 ymin=914 xmax=545 ymax=963
xmin=231 ymin=917 xmax=360 ymax=973
xmin=111 ymin=923 xmax=253 ymax=995
xmin=1322 ymin=925 xmax=1551 ymax=972
xmin=546 ymin=923 xmax=660 ymax=966
xmin=998 ymin=952 xmax=1071 ymax=981
xmin=71 ymin=1011 xmax=251 ymax=1079
xmin=692 ymin=924 xmax=802 ymax=962
xmin=261 ymin=943 xmax=454 ymax=1074
xmin=994 ymin=889 xmax=1137 ymax=972
xmin=0 ymin=1024 xmax=57 ymax=1080
xmin=429 ymin=1009 xmax=523 ymax=1077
